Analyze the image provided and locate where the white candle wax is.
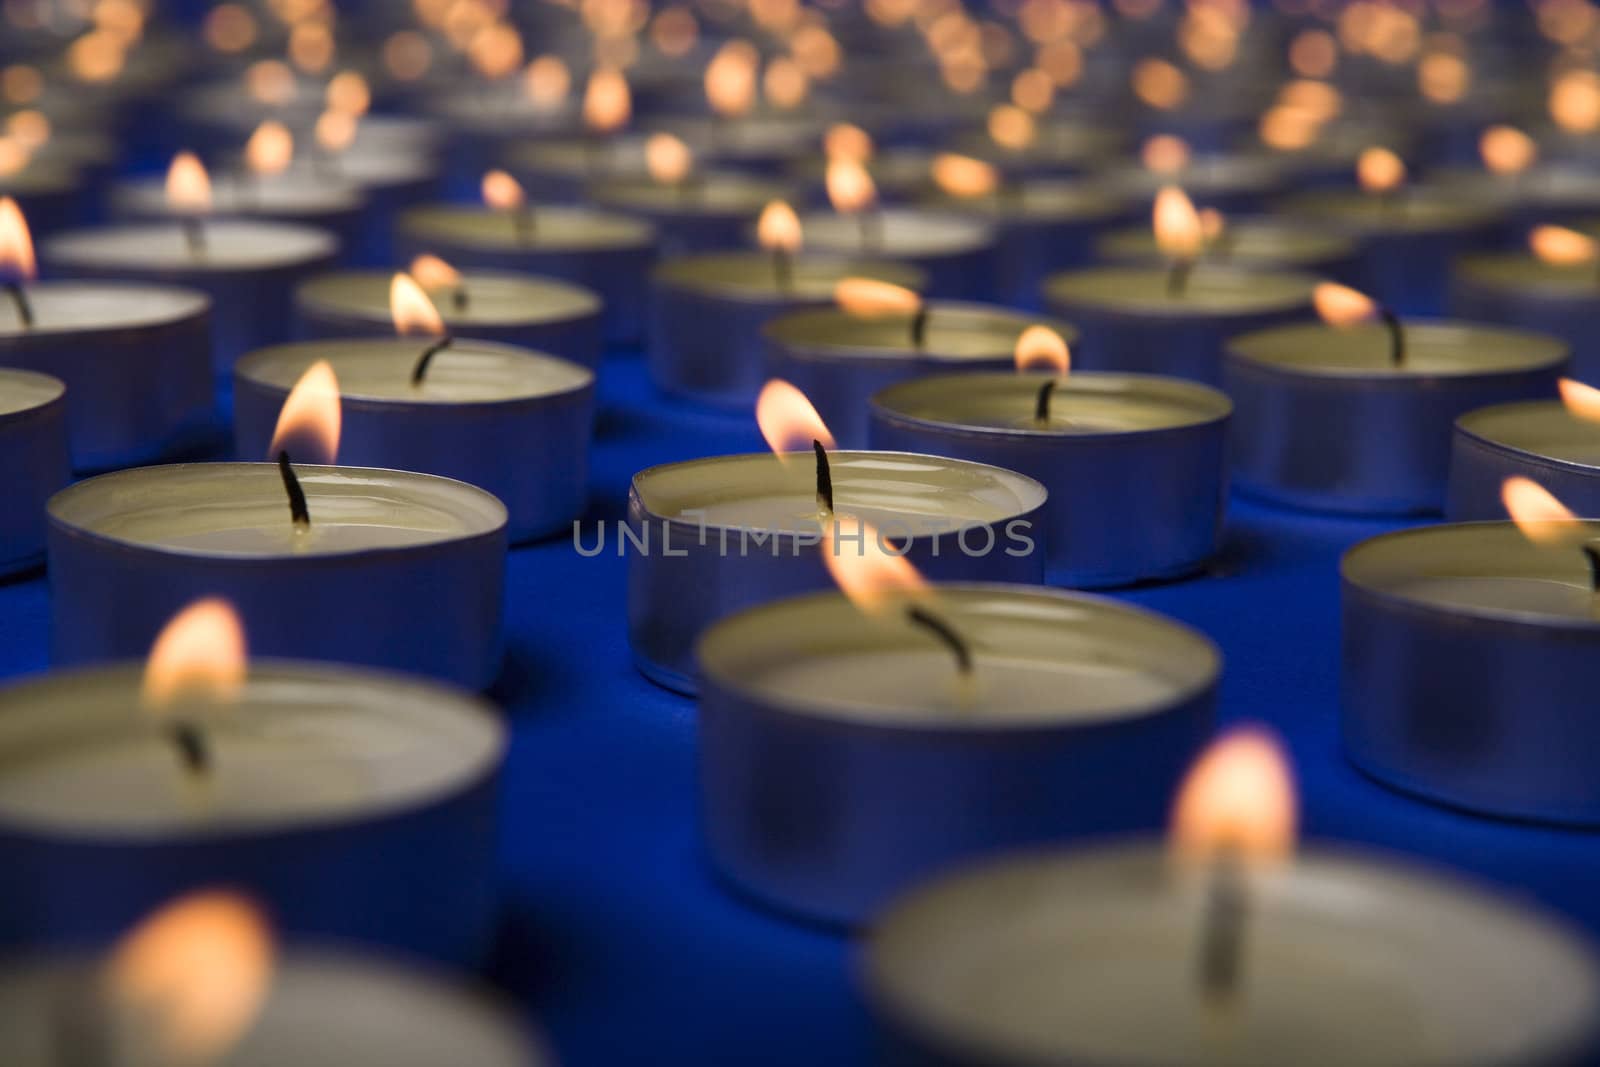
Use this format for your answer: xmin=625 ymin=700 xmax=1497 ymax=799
xmin=655 ymin=252 xmax=920 ymax=301
xmin=400 ymin=204 xmax=651 ymax=253
xmin=295 ymin=270 xmax=600 ymax=340
xmin=796 ymin=208 xmax=992 ymax=260
xmin=241 ymin=340 xmax=588 ymax=404
xmin=1229 ymin=320 xmax=1566 ymax=376
xmin=46 ymin=219 xmax=337 ymax=271
xmin=1046 ymin=265 xmax=1315 ymax=314
xmin=875 ymin=372 xmax=1227 ymax=433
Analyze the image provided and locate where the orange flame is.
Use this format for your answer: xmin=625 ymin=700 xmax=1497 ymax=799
xmin=1313 ymin=281 xmax=1378 ymax=328
xmin=1530 ymin=224 xmax=1598 ymax=266
xmin=1418 ymin=51 xmax=1470 ymax=104
xmin=1141 ymin=134 xmax=1191 ymax=175
xmin=706 ymin=40 xmax=759 ymax=118
xmin=1502 ymin=476 xmax=1581 ymax=544
xmin=106 ymin=892 xmax=274 ymax=1065
xmin=410 ymin=253 xmax=462 ymax=290
xmin=763 ymin=56 xmax=809 ymax=110
xmin=1132 ymin=57 xmax=1189 ymax=110
xmin=314 ymin=109 xmax=357 ymax=152
xmin=524 ymin=55 xmax=571 ymax=108
xmin=824 ymin=123 xmax=873 ymax=163
xmin=646 ymin=132 xmax=693 ymax=185
xmin=1259 ymin=105 xmax=1321 ymax=151
xmin=1014 ymin=325 xmax=1070 ymax=374
xmin=1199 ymin=207 xmax=1226 ymax=243
xmin=583 ymin=67 xmax=631 ymax=133
xmin=481 ymin=169 xmax=526 ymax=211
xmin=987 ymin=103 xmax=1037 ymax=150
xmin=141 ymin=598 xmax=247 ymax=710
xmin=390 ymin=273 xmax=446 ymax=337
xmin=834 ymin=277 xmax=921 ymax=318
xmin=7 ymin=110 xmax=50 ymax=151
xmin=825 ymin=157 xmax=877 ymax=214
xmin=822 ymin=516 xmax=930 ymax=616
xmin=1551 ymin=69 xmax=1600 ymax=134
xmin=165 ymin=151 xmax=212 ymax=215
xmin=931 ymin=153 xmax=999 ymax=199
xmin=244 ymin=120 xmax=293 ymax=177
xmin=244 ymin=59 xmax=295 ymax=107
xmin=1153 ymin=186 xmax=1203 ymax=261
xmin=757 ymin=200 xmax=802 ymax=253
xmin=0 ymin=197 xmax=36 ymax=281
xmin=756 ymin=378 xmax=835 ymax=454
xmin=268 ymin=359 xmax=341 ymax=465
xmin=326 ymin=70 xmax=371 ymax=117
xmin=1170 ymin=726 xmax=1297 ymax=865
xmin=1559 ymin=378 xmax=1600 ymax=423
xmin=1357 ymin=146 xmax=1405 ymax=193
xmin=1480 ymin=125 xmax=1537 ymax=176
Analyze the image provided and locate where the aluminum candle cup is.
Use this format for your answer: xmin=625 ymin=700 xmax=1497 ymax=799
xmin=871 ymin=374 xmax=1230 ymax=586
xmin=396 ymin=205 xmax=656 ymax=345
xmin=649 ymin=253 xmax=924 ymax=408
xmin=793 ymin=209 xmax=996 ymax=299
xmin=1225 ymin=322 xmax=1566 ymax=514
xmin=235 ymin=341 xmax=593 ymax=544
xmin=697 ymin=586 xmax=1218 ymax=925
xmin=1448 ymin=402 xmax=1600 ymax=520
xmin=1275 ymin=190 xmax=1500 ymax=314
xmin=48 ymin=464 xmax=508 ymax=689
xmin=1432 ymin=167 xmax=1600 ymax=240
xmin=1094 ymin=218 xmax=1360 ymax=281
xmin=294 ymin=270 xmax=603 ymax=371
xmin=864 ymin=844 xmax=1600 ymax=1067
xmin=43 ymin=222 xmax=339 ymax=377
xmin=1 ymin=947 xmax=542 ymax=1066
xmin=588 ymin=172 xmax=797 ymax=254
xmin=0 ymin=370 xmax=68 ymax=576
xmin=111 ymin=174 xmax=366 ymax=263
xmin=1343 ymin=521 xmax=1600 ymax=823
xmin=1042 ymin=266 xmax=1318 ymax=387
xmin=1450 ymin=254 xmax=1600 ymax=383
xmin=0 ymin=662 xmax=504 ymax=964
xmin=626 ymin=452 xmax=1047 ymax=694
xmin=0 ymin=283 xmax=212 ymax=470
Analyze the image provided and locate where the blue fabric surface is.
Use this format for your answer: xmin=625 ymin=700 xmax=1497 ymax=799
xmin=4 ymin=343 xmax=1599 ymax=1065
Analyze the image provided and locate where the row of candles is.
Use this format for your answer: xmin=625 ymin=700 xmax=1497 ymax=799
xmin=8 ymin=0 xmax=1600 ymax=1062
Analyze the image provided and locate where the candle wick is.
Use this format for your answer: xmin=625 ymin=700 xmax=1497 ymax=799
xmin=813 ymin=438 xmax=834 ymax=514
xmin=1582 ymin=544 xmax=1600 ymax=593
xmin=1197 ymin=847 xmax=1249 ymax=1005
xmin=773 ymin=248 xmax=793 ymax=295
xmin=452 ymin=286 xmax=469 ymax=313
xmin=3 ymin=280 xmax=33 ymax=329
xmin=512 ymin=206 xmax=536 ymax=244
xmin=180 ymin=216 xmax=207 ymax=258
xmin=412 ymin=335 xmax=455 ymax=385
xmin=1379 ymin=308 xmax=1406 ymax=366
xmin=277 ymin=450 xmax=311 ymax=528
xmin=1034 ymin=378 xmax=1057 ymax=424
xmin=168 ymin=720 xmax=211 ymax=777
xmin=905 ymin=604 xmax=974 ymax=676
xmin=1166 ymin=257 xmax=1194 ymax=298
xmin=910 ymin=306 xmax=929 ymax=349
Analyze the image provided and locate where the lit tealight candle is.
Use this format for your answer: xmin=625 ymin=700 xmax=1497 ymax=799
xmin=1448 ymin=379 xmax=1600 ymax=520
xmin=865 ymin=729 xmax=1600 ymax=1065
xmin=625 ymin=380 xmax=1046 ymax=692
xmin=1094 ymin=210 xmax=1359 ymax=281
xmin=0 ymin=366 xmax=67 ymax=575
xmin=1224 ymin=282 xmax=1566 ymax=514
xmin=47 ymin=367 xmax=509 ymax=688
xmin=1091 ymin=136 xmax=1289 ymax=214
xmin=0 ymin=602 xmax=505 ymax=962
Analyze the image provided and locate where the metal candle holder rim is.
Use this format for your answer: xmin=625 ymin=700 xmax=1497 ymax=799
xmin=398 ymin=205 xmax=657 ymax=251
xmin=1042 ymin=264 xmax=1319 ymax=318
xmin=45 ymin=220 xmax=340 ymax=272
xmin=651 ymin=252 xmax=926 ymax=303
xmin=0 ymin=368 xmax=66 ymax=420
xmin=1225 ymin=320 xmax=1570 ymax=381
xmin=695 ymin=582 xmax=1221 ymax=731
xmin=296 ymin=270 xmax=603 ymax=326
xmin=762 ymin=302 xmax=1079 ymax=360
xmin=1454 ymin=400 xmax=1600 ymax=478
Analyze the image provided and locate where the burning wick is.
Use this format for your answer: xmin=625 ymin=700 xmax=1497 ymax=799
xmin=904 ymin=605 xmax=974 ymax=676
xmin=1583 ymin=544 xmax=1600 ymax=592
xmin=909 ymin=305 xmax=929 ymax=349
xmin=168 ymin=720 xmax=211 ymax=776
xmin=483 ymin=171 xmax=535 ymax=244
xmin=1197 ymin=847 xmax=1247 ymax=1002
xmin=773 ymin=246 xmax=793 ymax=294
xmin=180 ymin=217 xmax=207 ymax=257
xmin=813 ymin=438 xmax=833 ymax=514
xmin=1033 ymin=378 xmax=1057 ymax=424
xmin=411 ymin=335 xmax=455 ymax=385
xmin=276 ymin=451 xmax=310 ymax=528
xmin=1378 ymin=306 xmax=1406 ymax=366
xmin=1314 ymin=282 xmax=1405 ymax=366
xmin=2 ymin=280 xmax=31 ymax=328
xmin=1166 ymin=256 xmax=1195 ymax=298
xmin=1154 ymin=187 xmax=1202 ymax=298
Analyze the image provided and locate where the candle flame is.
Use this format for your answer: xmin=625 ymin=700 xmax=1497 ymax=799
xmin=481 ymin=169 xmax=526 ymax=212
xmin=524 ymin=55 xmax=571 ymax=109
xmin=756 ymin=378 xmax=835 ymax=454
xmin=0 ymin=197 xmax=36 ymax=282
xmin=825 ymin=157 xmax=877 ymax=214
xmin=314 ymin=109 xmax=358 ymax=152
xmin=1141 ymin=134 xmax=1191 ymax=175
xmin=757 ymin=200 xmax=802 ymax=253
xmin=1418 ymin=51 xmax=1470 ymax=104
xmin=7 ymin=110 xmax=50 ymax=151
xmin=764 ymin=56 xmax=809 ymax=110
xmin=706 ymin=40 xmax=759 ymax=118
xmin=1199 ymin=207 xmax=1226 ymax=243
xmin=1357 ymin=146 xmax=1405 ymax=193
xmin=325 ymin=70 xmax=371 ymax=117
xmin=1170 ymin=726 xmax=1297 ymax=866
xmin=1258 ymin=105 xmax=1321 ymax=151
xmin=165 ymin=151 xmax=213 ymax=215
xmin=1559 ymin=378 xmax=1600 ymax=423
xmin=244 ymin=120 xmax=293 ymax=177
xmin=986 ymin=104 xmax=1037 ymax=150
xmin=244 ymin=59 xmax=296 ymax=107
xmin=931 ymin=153 xmax=999 ymax=199
xmin=1530 ymin=224 xmax=1598 ymax=266
xmin=268 ymin=359 xmax=341 ymax=465
xmin=1014 ymin=325 xmax=1070 ymax=374
xmin=1312 ymin=281 xmax=1378 ymax=328
xmin=106 ymin=892 xmax=274 ymax=1065
xmin=583 ymin=67 xmax=631 ymax=133
xmin=834 ymin=277 xmax=921 ymax=318
xmin=141 ymin=598 xmax=248 ymax=710
xmin=410 ymin=253 xmax=462 ymax=290
xmin=1132 ymin=57 xmax=1189 ymax=110
xmin=390 ymin=273 xmax=446 ymax=337
xmin=822 ymin=516 xmax=930 ymax=616
xmin=645 ymin=132 xmax=693 ymax=185
xmin=1153 ymin=186 xmax=1203 ymax=261
xmin=1502 ymin=476 xmax=1582 ymax=544
xmin=1551 ymin=69 xmax=1600 ymax=134
xmin=824 ymin=122 xmax=873 ymax=163
xmin=1480 ymin=125 xmax=1537 ymax=176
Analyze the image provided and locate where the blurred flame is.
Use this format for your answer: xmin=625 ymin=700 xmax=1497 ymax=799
xmin=1551 ymin=69 xmax=1600 ymax=134
xmin=244 ymin=59 xmax=295 ymax=106
xmin=822 ymin=517 xmax=929 ymax=616
xmin=1141 ymin=134 xmax=1190 ymax=174
xmin=482 ymin=169 xmax=526 ymax=211
xmin=245 ymin=121 xmax=293 ymax=176
xmin=1154 ymin=186 xmax=1203 ymax=261
xmin=706 ymin=40 xmax=759 ymax=118
xmin=524 ymin=55 xmax=571 ymax=108
xmin=1560 ymin=377 xmax=1600 ymax=423
xmin=0 ymin=197 xmax=36 ymax=281
xmin=1199 ymin=207 xmax=1226 ymax=244
xmin=1357 ymin=146 xmax=1405 ymax=193
xmin=1418 ymin=51 xmax=1470 ymax=104
xmin=1132 ymin=57 xmax=1189 ymax=110
xmin=987 ymin=104 xmax=1037 ymax=150
xmin=1259 ymin=105 xmax=1321 ymax=151
xmin=756 ymin=378 xmax=835 ymax=453
xmin=1530 ymin=224 xmax=1598 ymax=266
xmin=325 ymin=70 xmax=371 ymax=116
xmin=825 ymin=157 xmax=877 ymax=214
xmin=931 ymin=153 xmax=999 ymax=199
xmin=1014 ymin=325 xmax=1070 ymax=374
xmin=1170 ymin=726 xmax=1297 ymax=865
xmin=583 ymin=67 xmax=631 ymax=133
xmin=141 ymin=599 xmax=247 ymax=710
xmin=106 ymin=892 xmax=274 ymax=1065
xmin=268 ymin=360 xmax=341 ymax=465
xmin=824 ymin=123 xmax=873 ymax=163
xmin=645 ymin=132 xmax=693 ymax=185
xmin=834 ymin=277 xmax=920 ymax=317
xmin=757 ymin=200 xmax=802 ymax=253
xmin=165 ymin=152 xmax=212 ymax=215
xmin=1313 ymin=281 xmax=1378 ymax=327
xmin=390 ymin=273 xmax=446 ymax=337
xmin=764 ymin=56 xmax=809 ymax=110
xmin=1503 ymin=476 xmax=1581 ymax=544
xmin=7 ymin=110 xmax=49 ymax=151
xmin=314 ymin=110 xmax=358 ymax=152
xmin=1481 ymin=125 xmax=1537 ymax=176
xmin=410 ymin=254 xmax=462 ymax=290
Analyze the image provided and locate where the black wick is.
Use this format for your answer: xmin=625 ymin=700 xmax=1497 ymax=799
xmin=3 ymin=281 xmax=32 ymax=328
xmin=451 ymin=287 xmax=469 ymax=313
xmin=773 ymin=247 xmax=793 ymax=295
xmin=1034 ymin=378 xmax=1058 ymax=423
xmin=910 ymin=306 xmax=929 ymax=349
xmin=412 ymin=335 xmax=455 ymax=385
xmin=168 ymin=720 xmax=211 ymax=776
xmin=180 ymin=216 xmax=207 ymax=257
xmin=1166 ymin=256 xmax=1195 ymax=297
xmin=511 ymin=206 xmax=536 ymax=244
xmin=905 ymin=605 xmax=974 ymax=676
xmin=1197 ymin=847 xmax=1248 ymax=1004
xmin=813 ymin=439 xmax=833 ymax=514
xmin=1379 ymin=307 xmax=1406 ymax=367
xmin=1583 ymin=544 xmax=1600 ymax=592
xmin=277 ymin=449 xmax=310 ymax=527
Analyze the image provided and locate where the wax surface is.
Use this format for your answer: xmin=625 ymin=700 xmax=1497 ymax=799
xmin=798 ymin=209 xmax=992 ymax=257
xmin=1458 ymin=401 xmax=1600 ymax=465
xmin=46 ymin=220 xmax=336 ymax=270
xmin=239 ymin=339 xmax=591 ymax=404
xmin=401 ymin=205 xmax=652 ymax=251
xmin=0 ymin=282 xmax=207 ymax=336
xmin=1093 ymin=156 xmax=1285 ymax=198
xmin=1277 ymin=189 xmax=1496 ymax=232
xmin=1045 ymin=265 xmax=1315 ymax=313
xmin=766 ymin=304 xmax=1074 ymax=360
xmin=875 ymin=372 xmax=1230 ymax=434
xmin=654 ymin=252 xmax=922 ymax=300
xmin=297 ymin=270 xmax=600 ymax=327
xmin=116 ymin=173 xmax=362 ymax=217
xmin=0 ymin=370 xmax=64 ymax=417
xmin=924 ymin=179 xmax=1127 ymax=222
xmin=1097 ymin=220 xmax=1353 ymax=267
xmin=1456 ymin=252 xmax=1600 ymax=295
xmin=591 ymin=173 xmax=791 ymax=214
xmin=1396 ymin=576 xmax=1598 ymax=617
xmin=1229 ymin=320 xmax=1566 ymax=376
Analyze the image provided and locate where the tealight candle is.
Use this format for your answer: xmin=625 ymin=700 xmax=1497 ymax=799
xmin=397 ymin=174 xmax=656 ymax=345
xmin=1450 ymin=229 xmax=1600 ymax=383
xmin=1095 ymin=216 xmax=1359 ymax=280
xmin=945 ymin=115 xmax=1126 ymax=179
xmin=794 ymin=206 xmax=995 ymax=298
xmin=1343 ymin=512 xmax=1600 ymax=823
xmin=504 ymin=133 xmax=654 ymax=201
xmin=294 ymin=262 xmax=603 ymax=371
xmin=1448 ymin=384 xmax=1600 ymax=520
xmin=1226 ymin=286 xmax=1566 ymax=514
xmin=0 ymin=368 xmax=68 ymax=576
xmin=698 ymin=584 xmax=1218 ymax=924
xmin=1092 ymin=146 xmax=1289 ymax=213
